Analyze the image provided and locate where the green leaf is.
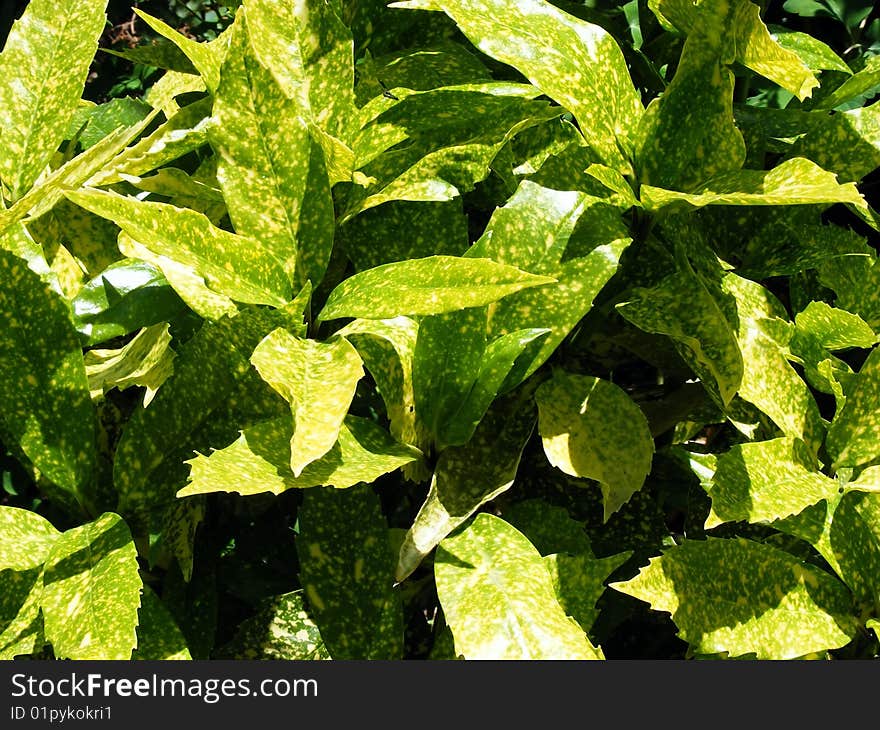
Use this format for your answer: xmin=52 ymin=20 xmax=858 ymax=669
xmin=435 ymin=513 xmax=603 ymax=659
xmin=134 ymin=9 xmax=228 ymax=93
xmin=0 ymin=507 xmax=61 ymax=572
xmin=337 ymin=316 xmax=431 ymax=469
xmin=355 ymin=42 xmax=491 ymax=105
xmin=791 ymin=101 xmax=880 ymax=183
xmin=827 ymin=347 xmax=880 ymax=470
xmin=0 ymin=0 xmax=108 ymax=197
xmin=411 ymin=307 xmax=486 ymax=445
xmin=66 ymin=189 xmax=292 ymax=310
xmin=337 ymin=200 xmax=467 ymax=271
xmin=501 ymin=499 xmax=593 ymax=556
xmin=208 ymin=12 xmax=320 ymax=284
xmin=41 ymin=512 xmax=142 ymax=660
xmin=244 ymin=0 xmax=356 ymax=148
xmin=723 ymin=274 xmax=825 ymax=448
xmin=85 ymin=324 xmax=175 ymax=405
xmin=217 ymin=590 xmax=329 ymax=659
xmin=397 ymin=394 xmax=537 ymax=581
xmin=345 ymin=87 xmax=559 ymax=219
xmin=634 ymin=4 xmax=745 ymax=192
xmin=641 ymin=158 xmax=866 ymax=212
xmin=392 ymin=0 xmax=641 ymax=173
xmin=318 ymin=255 xmax=554 ymax=321
xmin=132 ymin=585 xmax=192 ymax=660
xmin=815 ymin=55 xmax=880 ymax=110
xmin=251 ymin=330 xmax=364 ymax=476
xmin=298 ymin=486 xmax=403 ymax=659
xmin=72 ymin=259 xmax=186 ymax=346
xmin=618 ymin=268 xmax=743 ymax=407
xmin=467 ymin=182 xmax=630 ymax=383
xmin=441 ymin=328 xmax=549 ymax=445
xmin=611 ymin=537 xmax=857 ymax=658
xmin=179 ymin=416 xmax=421 ymax=497
xmin=545 ymin=551 xmax=631 ymax=632
xmin=536 ymin=372 xmax=655 ymax=520
xmin=103 ymin=41 xmax=197 ymax=75
xmin=770 ymin=30 xmax=852 ymax=74
xmin=88 ymin=97 xmax=214 ymax=187
xmin=114 ymin=306 xmax=306 ymax=518
xmin=74 ymin=97 xmax=154 ymax=150
xmin=705 ymin=437 xmax=840 ymax=527
xmin=1 ymin=113 xmax=157 ymax=232
xmin=0 ymin=249 xmax=96 ymax=510
xmin=0 ymin=569 xmax=45 ymax=659
xmin=653 ymin=0 xmax=818 ymax=99
xmin=818 ymin=248 xmax=880 ymax=330
xmin=794 ymin=301 xmax=876 ymax=351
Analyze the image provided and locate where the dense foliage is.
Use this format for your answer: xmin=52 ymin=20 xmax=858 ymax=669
xmin=1 ymin=0 xmax=879 ymax=660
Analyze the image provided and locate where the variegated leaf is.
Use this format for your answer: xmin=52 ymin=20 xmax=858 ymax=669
xmin=179 ymin=416 xmax=421 ymax=497
xmin=318 ymin=255 xmax=554 ymax=321
xmin=705 ymin=437 xmax=839 ymax=527
xmin=827 ymin=347 xmax=880 ymax=470
xmin=0 ymin=249 xmax=96 ymax=511
xmin=209 ymin=11 xmax=319 ymax=283
xmin=41 ymin=513 xmax=142 ymax=660
xmin=611 ymin=537 xmax=857 ymax=659
xmin=85 ymin=324 xmax=175 ymax=405
xmin=536 ymin=372 xmax=654 ymax=520
xmin=66 ymin=189 xmax=292 ymax=309
xmin=392 ymin=0 xmax=641 ymax=173
xmin=0 ymin=507 xmax=61 ymax=572
xmin=251 ymin=329 xmax=364 ymax=476
xmin=0 ymin=0 xmax=108 ymax=197
xmin=435 ymin=513 xmax=603 ymax=659
xmin=618 ymin=268 xmax=743 ymax=407
xmin=397 ymin=394 xmax=536 ymax=581
xmin=298 ymin=486 xmax=403 ymax=659
xmin=132 ymin=586 xmax=192 ymax=660
xmin=641 ymin=158 xmax=866 ymax=212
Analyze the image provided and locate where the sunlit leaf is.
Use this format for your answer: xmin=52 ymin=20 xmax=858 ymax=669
xmin=611 ymin=537 xmax=857 ymax=658
xmin=536 ymin=372 xmax=654 ymax=520
xmin=251 ymin=329 xmax=364 ymax=476
xmin=318 ymin=256 xmax=554 ymax=321
xmin=435 ymin=513 xmax=603 ymax=659
xmin=41 ymin=512 xmax=142 ymax=660
xmin=0 ymin=0 xmax=108 ymax=197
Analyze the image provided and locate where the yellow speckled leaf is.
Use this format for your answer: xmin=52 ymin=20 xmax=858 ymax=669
xmin=298 ymin=486 xmax=403 ymax=659
xmin=392 ymin=0 xmax=641 ymax=173
xmin=134 ymin=9 xmax=229 ymax=93
xmin=536 ymin=372 xmax=654 ymax=520
xmin=41 ymin=512 xmax=142 ymax=660
xmin=0 ymin=0 xmax=108 ymax=198
xmin=705 ymin=437 xmax=839 ymax=527
xmin=641 ymin=158 xmax=866 ymax=212
xmin=436 ymin=513 xmax=603 ymax=659
xmin=251 ymin=330 xmax=364 ymax=476
xmin=0 ymin=507 xmax=61 ymax=572
xmin=652 ymin=0 xmax=818 ymax=100
xmin=611 ymin=537 xmax=857 ymax=659
xmin=179 ymin=416 xmax=421 ymax=497
xmin=397 ymin=394 xmax=536 ymax=581
xmin=209 ymin=12 xmax=319 ymax=284
xmin=132 ymin=585 xmax=191 ymax=660
xmin=827 ymin=347 xmax=880 ymax=470
xmin=66 ymin=189 xmax=291 ymax=309
xmin=318 ymin=255 xmax=554 ymax=321
xmin=0 ymin=249 xmax=96 ymax=511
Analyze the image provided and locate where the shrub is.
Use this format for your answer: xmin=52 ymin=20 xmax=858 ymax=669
xmin=0 ymin=0 xmax=879 ymax=660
